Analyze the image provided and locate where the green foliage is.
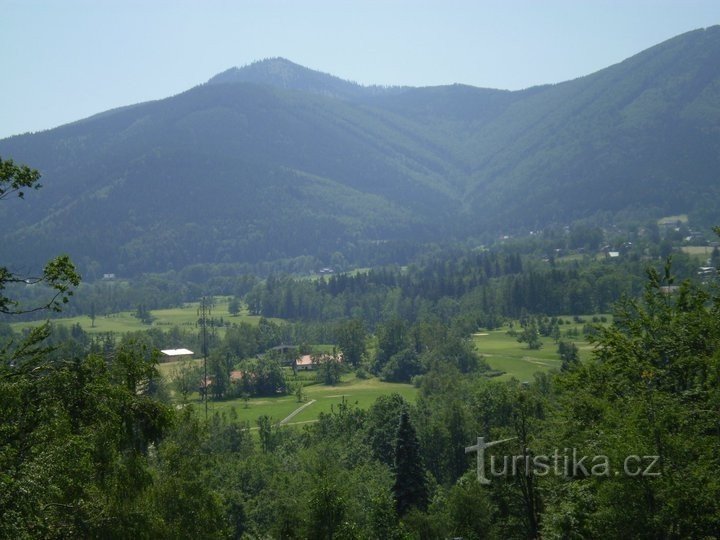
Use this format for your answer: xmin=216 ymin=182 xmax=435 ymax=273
xmin=393 ymin=409 xmax=428 ymax=516
xmin=0 ymin=254 xmax=80 ymax=316
xmin=134 ymin=303 xmax=155 ymax=325
xmin=557 ymin=340 xmax=579 ymax=371
xmin=227 ymin=296 xmax=240 ymax=316
xmin=374 ymin=318 xmax=410 ymax=374
xmin=0 ymin=155 xmax=42 ymax=200
xmin=171 ymin=358 xmax=199 ymax=403
xmin=0 ymin=341 xmax=173 ymax=537
xmin=336 ymin=317 xmax=366 ymax=367
xmin=539 ymin=259 xmax=720 ymax=537
xmin=516 ymin=319 xmax=542 ymax=350
xmin=443 ymin=475 xmax=495 ymax=539
xmin=256 ymin=415 xmax=276 ymax=453
xmin=208 ymin=352 xmax=231 ymax=400
xmin=381 ymin=348 xmax=422 ymax=383
xmin=0 ymin=158 xmax=80 ymax=316
xmin=294 ymin=382 xmax=305 ymax=402
xmin=236 ymin=355 xmax=286 ymax=397
xmin=316 ymin=354 xmax=342 ymax=385
xmin=365 ymin=393 xmax=410 ymax=467
xmin=306 ymin=477 xmax=348 ymax=539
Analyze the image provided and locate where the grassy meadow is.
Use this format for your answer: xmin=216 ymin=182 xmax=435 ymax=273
xmin=13 ymin=299 xmax=609 ymax=426
xmin=473 ymin=316 xmax=606 ymax=382
xmin=165 ymin=366 xmax=417 ymax=428
xmin=681 ymin=245 xmax=714 ymax=257
xmin=159 ymin=315 xmax=608 ymax=427
xmin=10 ymin=296 xmax=277 ymax=337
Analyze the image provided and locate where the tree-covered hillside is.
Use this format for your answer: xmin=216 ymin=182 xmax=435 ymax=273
xmin=1 ymin=27 xmax=720 ymax=276
xmin=458 ymin=25 xmax=720 ymax=228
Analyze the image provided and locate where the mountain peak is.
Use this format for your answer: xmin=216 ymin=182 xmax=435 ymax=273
xmin=209 ymin=57 xmax=316 ymax=82
xmin=207 ymin=58 xmax=404 ymax=99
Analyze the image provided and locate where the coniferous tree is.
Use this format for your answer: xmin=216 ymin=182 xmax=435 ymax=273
xmin=557 ymin=340 xmax=579 ymax=371
xmin=392 ymin=410 xmax=428 ymax=516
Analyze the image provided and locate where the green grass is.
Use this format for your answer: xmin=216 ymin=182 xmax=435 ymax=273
xmin=473 ymin=316 xmax=608 ymax=381
xmin=171 ymin=372 xmax=416 ymax=426
xmin=658 ymin=214 xmax=688 ymax=225
xmin=473 ymin=330 xmax=563 ymax=382
xmin=555 ymin=253 xmax=586 ymax=263
xmin=681 ymin=246 xmax=712 ymax=256
xmin=10 ymin=297 xmax=279 ymax=337
xmin=206 ymin=394 xmax=305 ymax=425
xmin=288 ymin=377 xmax=417 ymax=423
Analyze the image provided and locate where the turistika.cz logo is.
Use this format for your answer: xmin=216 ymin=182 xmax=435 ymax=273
xmin=465 ymin=436 xmax=660 ymax=484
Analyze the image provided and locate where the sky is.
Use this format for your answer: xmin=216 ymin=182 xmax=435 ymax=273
xmin=2 ymin=0 xmax=719 ymax=139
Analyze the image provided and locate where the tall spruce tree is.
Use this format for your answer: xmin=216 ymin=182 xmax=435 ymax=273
xmin=392 ymin=409 xmax=428 ymax=516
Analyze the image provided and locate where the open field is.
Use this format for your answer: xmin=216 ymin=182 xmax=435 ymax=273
xmin=175 ymin=373 xmax=417 ymax=426
xmin=165 ymin=315 xmax=609 ymax=424
xmin=288 ymin=377 xmax=417 ymax=423
xmin=473 ymin=316 xmax=607 ymax=382
xmin=681 ymin=246 xmax=713 ymax=257
xmin=658 ymin=214 xmax=688 ymax=225
xmin=14 ymin=302 xmax=609 ymax=422
xmin=10 ymin=297 xmax=279 ymax=337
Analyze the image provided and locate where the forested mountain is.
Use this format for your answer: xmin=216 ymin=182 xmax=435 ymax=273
xmin=208 ymin=57 xmax=408 ymax=100
xmin=1 ymin=27 xmax=719 ymax=275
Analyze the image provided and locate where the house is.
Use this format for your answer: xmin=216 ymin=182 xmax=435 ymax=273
xmin=295 ymin=354 xmax=315 ymax=371
xmin=160 ymin=348 xmax=194 ymax=362
xmin=294 ymin=352 xmax=344 ymax=372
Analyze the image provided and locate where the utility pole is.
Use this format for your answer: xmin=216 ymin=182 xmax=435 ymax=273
xmin=198 ymin=296 xmax=212 ymax=421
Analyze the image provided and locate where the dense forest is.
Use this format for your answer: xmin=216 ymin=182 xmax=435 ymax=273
xmin=2 ymin=27 xmax=720 ymax=276
xmin=3 ymin=156 xmax=720 ymax=538
xmin=3 ymin=250 xmax=719 ymax=537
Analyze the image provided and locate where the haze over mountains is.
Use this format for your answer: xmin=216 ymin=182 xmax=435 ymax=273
xmin=1 ymin=26 xmax=719 ymax=276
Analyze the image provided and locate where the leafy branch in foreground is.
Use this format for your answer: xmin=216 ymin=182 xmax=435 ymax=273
xmin=0 ymin=157 xmax=80 ymax=315
xmin=0 ymin=256 xmax=81 ymax=315
xmin=0 ymin=156 xmax=42 ymax=200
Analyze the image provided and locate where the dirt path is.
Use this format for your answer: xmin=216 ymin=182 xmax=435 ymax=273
xmin=278 ymin=399 xmax=317 ymax=425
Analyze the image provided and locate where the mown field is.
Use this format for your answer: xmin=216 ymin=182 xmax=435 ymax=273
xmin=162 ymin=363 xmax=417 ymax=428
xmin=158 ymin=315 xmax=608 ymax=426
xmin=681 ymin=245 xmax=714 ymax=257
xmin=10 ymin=297 xmax=278 ymax=337
xmin=473 ymin=316 xmax=606 ymax=382
xmin=14 ymin=301 xmax=609 ymax=425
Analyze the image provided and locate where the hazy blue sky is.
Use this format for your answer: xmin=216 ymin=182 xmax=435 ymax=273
xmin=2 ymin=0 xmax=719 ymax=139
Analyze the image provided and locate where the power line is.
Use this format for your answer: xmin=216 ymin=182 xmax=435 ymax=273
xmin=198 ymin=296 xmax=212 ymax=421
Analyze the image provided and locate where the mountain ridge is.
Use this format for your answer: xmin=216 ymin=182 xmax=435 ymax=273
xmin=1 ymin=27 xmax=719 ymax=275
xmin=207 ymin=57 xmax=407 ymax=100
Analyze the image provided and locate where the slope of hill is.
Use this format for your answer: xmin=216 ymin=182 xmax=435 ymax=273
xmin=208 ymin=57 xmax=406 ymax=100
xmin=460 ymin=25 xmax=720 ymax=228
xmin=1 ymin=27 xmax=719 ymax=275
xmin=0 ymin=78 xmax=469 ymax=274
